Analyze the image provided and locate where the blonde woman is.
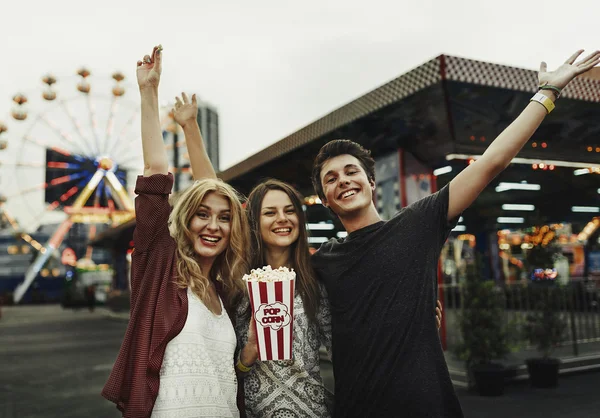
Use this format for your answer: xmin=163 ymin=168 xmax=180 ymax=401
xmin=102 ymin=46 xmax=249 ymax=418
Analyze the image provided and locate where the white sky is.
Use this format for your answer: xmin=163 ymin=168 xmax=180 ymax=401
xmin=0 ymin=0 xmax=598 ymax=173
xmin=1 ymin=0 xmax=598 ymax=171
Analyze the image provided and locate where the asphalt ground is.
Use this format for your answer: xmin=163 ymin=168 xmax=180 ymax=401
xmin=1 ymin=305 xmax=598 ymax=418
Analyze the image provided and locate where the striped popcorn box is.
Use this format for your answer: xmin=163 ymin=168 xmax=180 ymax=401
xmin=243 ymin=266 xmax=296 ymax=361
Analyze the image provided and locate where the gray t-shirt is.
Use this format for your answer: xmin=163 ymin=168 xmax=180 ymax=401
xmin=311 ymin=185 xmax=463 ymax=417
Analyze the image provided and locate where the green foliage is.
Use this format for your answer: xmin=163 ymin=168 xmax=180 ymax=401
xmin=523 ymin=286 xmax=568 ymax=358
xmin=455 ymin=259 xmax=510 ymax=366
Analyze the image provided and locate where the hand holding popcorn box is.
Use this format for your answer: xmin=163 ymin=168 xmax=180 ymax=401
xmin=243 ymin=266 xmax=295 ymax=361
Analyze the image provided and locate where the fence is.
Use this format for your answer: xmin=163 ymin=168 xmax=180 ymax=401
xmin=441 ymin=277 xmax=600 ymax=356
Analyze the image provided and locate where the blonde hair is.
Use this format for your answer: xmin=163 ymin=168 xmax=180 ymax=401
xmin=168 ymin=178 xmax=249 ymax=310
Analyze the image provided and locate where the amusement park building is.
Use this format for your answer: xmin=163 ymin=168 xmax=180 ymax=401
xmin=92 ymin=54 xmax=600 ymax=291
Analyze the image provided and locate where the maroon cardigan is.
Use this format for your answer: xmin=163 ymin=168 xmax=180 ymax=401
xmin=102 ymin=173 xmax=188 ymax=417
xmin=102 ymin=173 xmax=246 ymax=418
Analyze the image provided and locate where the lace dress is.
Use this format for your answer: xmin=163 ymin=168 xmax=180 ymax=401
xmin=236 ymin=284 xmax=333 ymax=418
xmin=151 ymin=287 xmax=240 ymax=418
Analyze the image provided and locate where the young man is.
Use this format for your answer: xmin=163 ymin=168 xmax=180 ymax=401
xmin=310 ymin=50 xmax=599 ymax=417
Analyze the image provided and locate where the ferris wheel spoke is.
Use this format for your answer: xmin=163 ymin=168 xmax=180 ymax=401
xmin=22 ymin=135 xmax=76 ymax=158
xmin=7 ymin=170 xmax=89 ymax=199
xmin=32 ymin=176 xmax=84 ymax=220
xmin=48 ymin=175 xmax=92 ymax=206
xmin=105 ymin=108 xmax=140 ymax=158
xmin=119 ymin=164 xmax=143 ymax=174
xmin=8 ymin=182 xmax=48 ymax=198
xmin=116 ymin=144 xmax=147 ymax=167
xmin=110 ymin=137 xmax=143 ymax=166
xmin=49 ymin=172 xmax=88 ymax=186
xmin=39 ymin=115 xmax=88 ymax=156
xmin=102 ymin=96 xmax=118 ymax=155
xmin=21 ymin=200 xmax=65 ymax=232
xmin=0 ymin=161 xmax=45 ymax=168
xmin=30 ymin=191 xmax=73 ymax=219
xmin=58 ymin=186 xmax=81 ymax=203
xmin=24 ymin=173 xmax=92 ymax=225
xmin=60 ymin=100 xmax=97 ymax=157
xmin=47 ymin=161 xmax=82 ymax=169
xmin=86 ymin=95 xmax=102 ymax=156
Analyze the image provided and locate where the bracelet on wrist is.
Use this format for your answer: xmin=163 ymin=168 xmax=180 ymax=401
xmin=530 ymin=92 xmax=555 ymax=114
xmin=236 ymin=352 xmax=253 ymax=373
xmin=236 ymin=359 xmax=252 ymax=373
xmin=538 ymin=82 xmax=562 ymax=99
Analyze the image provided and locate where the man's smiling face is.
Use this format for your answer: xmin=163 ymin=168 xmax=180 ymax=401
xmin=320 ymin=154 xmax=374 ymax=217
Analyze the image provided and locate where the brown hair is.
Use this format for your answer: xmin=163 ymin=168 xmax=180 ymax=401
xmin=311 ymin=139 xmax=375 ymax=202
xmin=247 ymin=179 xmax=320 ymax=322
xmin=169 ymin=178 xmax=249 ymax=311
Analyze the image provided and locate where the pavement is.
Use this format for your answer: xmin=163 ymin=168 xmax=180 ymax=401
xmin=1 ymin=304 xmax=599 ymax=418
xmin=0 ymin=305 xmax=123 ymax=418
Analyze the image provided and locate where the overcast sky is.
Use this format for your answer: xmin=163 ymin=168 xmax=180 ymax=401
xmin=1 ymin=0 xmax=598 ymax=171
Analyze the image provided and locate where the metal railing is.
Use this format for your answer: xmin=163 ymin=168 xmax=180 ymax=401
xmin=440 ymin=277 xmax=600 ymax=356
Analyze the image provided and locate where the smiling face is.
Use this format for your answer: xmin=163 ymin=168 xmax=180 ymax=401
xmin=259 ymin=189 xmax=300 ymax=252
xmin=189 ymin=191 xmax=232 ymax=263
xmin=320 ymin=154 xmax=375 ymax=217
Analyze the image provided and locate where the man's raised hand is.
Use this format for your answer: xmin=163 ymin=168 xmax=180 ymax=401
xmin=538 ymin=49 xmax=600 ymax=91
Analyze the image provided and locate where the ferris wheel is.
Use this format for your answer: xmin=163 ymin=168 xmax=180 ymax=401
xmin=0 ymin=68 xmax=150 ymax=303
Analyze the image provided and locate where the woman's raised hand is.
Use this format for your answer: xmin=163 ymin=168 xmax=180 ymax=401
xmin=173 ymin=92 xmax=198 ymax=129
xmin=136 ymin=45 xmax=163 ymax=91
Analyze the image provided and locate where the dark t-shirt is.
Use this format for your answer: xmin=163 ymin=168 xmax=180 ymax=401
xmin=311 ymin=185 xmax=463 ymax=418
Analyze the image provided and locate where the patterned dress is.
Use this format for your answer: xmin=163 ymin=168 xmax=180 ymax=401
xmin=236 ymin=284 xmax=333 ymax=418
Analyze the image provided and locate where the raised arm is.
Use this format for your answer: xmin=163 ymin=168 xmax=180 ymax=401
xmin=172 ymin=93 xmax=217 ymax=180
xmin=447 ymin=50 xmax=600 ymax=220
xmin=137 ymin=45 xmax=169 ymax=177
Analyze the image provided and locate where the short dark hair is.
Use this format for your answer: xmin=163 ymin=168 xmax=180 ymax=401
xmin=311 ymin=139 xmax=376 ymax=201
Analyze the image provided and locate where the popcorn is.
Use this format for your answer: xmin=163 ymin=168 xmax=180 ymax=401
xmin=244 ymin=265 xmax=296 ymax=361
xmin=243 ymin=265 xmax=296 ymax=283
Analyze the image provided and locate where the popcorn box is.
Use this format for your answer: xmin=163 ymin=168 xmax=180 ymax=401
xmin=243 ymin=266 xmax=295 ymax=361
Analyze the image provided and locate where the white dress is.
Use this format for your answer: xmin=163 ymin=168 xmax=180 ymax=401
xmin=151 ymin=287 xmax=240 ymax=418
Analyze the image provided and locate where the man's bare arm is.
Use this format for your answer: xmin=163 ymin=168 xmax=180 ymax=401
xmin=448 ymin=50 xmax=600 ymax=220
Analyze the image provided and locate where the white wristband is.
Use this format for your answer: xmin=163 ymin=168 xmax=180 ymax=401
xmin=530 ymin=92 xmax=555 ymax=114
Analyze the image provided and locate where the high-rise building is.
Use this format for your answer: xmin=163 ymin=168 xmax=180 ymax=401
xmin=196 ymin=99 xmax=220 ymax=172
xmin=163 ymin=98 xmax=220 ymax=193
